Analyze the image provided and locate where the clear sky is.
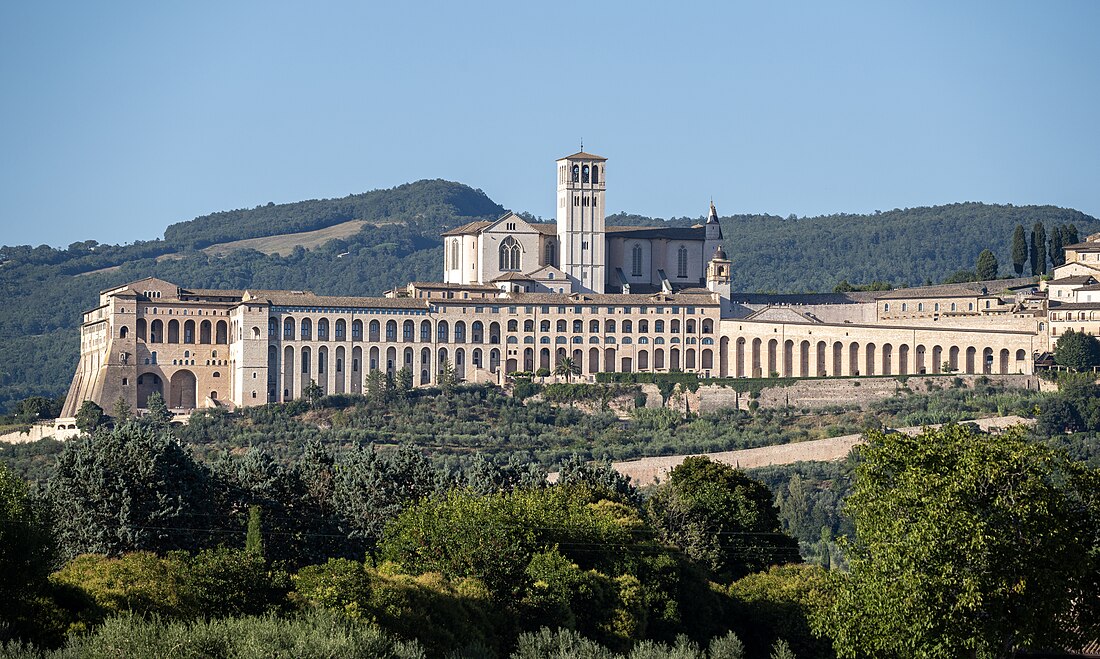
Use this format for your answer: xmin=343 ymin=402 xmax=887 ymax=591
xmin=2 ymin=1 xmax=1099 ymax=248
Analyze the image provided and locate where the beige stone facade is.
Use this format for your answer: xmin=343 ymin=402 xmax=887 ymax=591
xmin=63 ymin=150 xmax=1087 ymax=416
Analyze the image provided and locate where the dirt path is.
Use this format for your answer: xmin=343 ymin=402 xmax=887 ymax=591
xmin=614 ymin=415 xmax=1034 ymax=486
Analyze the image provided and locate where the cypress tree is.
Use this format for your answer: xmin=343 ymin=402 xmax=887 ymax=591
xmin=976 ymin=250 xmax=998 ymax=281
xmin=1031 ymin=223 xmax=1047 ymax=275
xmin=1050 ymin=227 xmax=1065 ymax=268
xmin=1011 ymin=225 xmax=1028 ymax=276
xmin=245 ymin=504 xmax=264 ymax=557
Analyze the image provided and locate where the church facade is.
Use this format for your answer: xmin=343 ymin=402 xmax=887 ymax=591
xmin=63 ymin=151 xmax=1056 ymax=417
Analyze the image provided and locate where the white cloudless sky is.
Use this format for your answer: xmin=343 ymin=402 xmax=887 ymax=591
xmin=1 ymin=1 xmax=1098 ymax=247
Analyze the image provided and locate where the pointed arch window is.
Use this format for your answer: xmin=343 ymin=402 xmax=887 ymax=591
xmin=499 ymin=237 xmax=521 ymax=271
xmin=592 ymin=165 xmax=599 ymax=184
xmin=631 ymin=243 xmax=643 ymax=277
xmin=450 ymin=239 xmax=459 ymax=270
xmin=582 ymin=165 xmax=590 ymax=183
xmin=571 ymin=165 xmax=579 ymax=182
xmin=677 ymin=245 xmax=688 ymax=278
xmin=545 ymin=240 xmax=556 ymax=267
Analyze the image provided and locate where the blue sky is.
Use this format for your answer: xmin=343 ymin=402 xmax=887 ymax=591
xmin=2 ymin=1 xmax=1099 ymax=247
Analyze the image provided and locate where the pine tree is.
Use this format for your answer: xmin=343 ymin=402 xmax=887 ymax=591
xmin=144 ymin=391 xmax=172 ymax=427
xmin=770 ymin=638 xmax=797 ymax=659
xmin=1065 ymin=224 xmax=1079 ymax=246
xmin=111 ymin=396 xmax=132 ymax=424
xmin=975 ymin=250 xmax=998 ymax=281
xmin=74 ymin=400 xmax=105 ymax=434
xmin=365 ymin=369 xmax=384 ymax=402
xmin=438 ymin=359 xmax=457 ymax=394
xmin=1011 ymin=225 xmax=1028 ymax=276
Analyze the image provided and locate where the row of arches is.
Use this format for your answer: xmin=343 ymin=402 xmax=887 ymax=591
xmin=272 ymin=317 xmax=715 ymax=345
xmin=561 ymin=163 xmax=600 ymax=184
xmin=267 ymin=342 xmax=718 ymax=401
xmin=730 ymin=338 xmax=1028 ymax=378
xmin=136 ymin=318 xmax=228 ymax=345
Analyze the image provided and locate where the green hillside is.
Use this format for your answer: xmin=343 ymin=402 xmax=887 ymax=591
xmin=0 ymin=185 xmax=1096 ymax=411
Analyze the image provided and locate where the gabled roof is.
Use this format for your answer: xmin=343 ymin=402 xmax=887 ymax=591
xmin=746 ymin=306 xmax=819 ymax=323
xmin=558 ymin=151 xmax=607 ymax=161
xmin=1063 ymin=241 xmax=1100 ymax=251
xmin=441 ymin=221 xmax=491 ymax=237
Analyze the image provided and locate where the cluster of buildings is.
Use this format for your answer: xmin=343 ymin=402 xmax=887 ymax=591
xmin=61 ymin=150 xmax=1089 ymax=416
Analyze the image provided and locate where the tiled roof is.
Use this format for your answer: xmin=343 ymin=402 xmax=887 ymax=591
xmin=1048 ymin=301 xmax=1100 ymax=311
xmin=440 ymin=221 xmax=491 ymax=236
xmin=254 ymin=293 xmax=429 ymax=310
xmin=606 ymin=225 xmax=706 ymax=241
xmin=408 ymin=282 xmax=498 ymax=290
xmin=558 ymin=151 xmax=607 ymax=161
xmin=1063 ymin=241 xmax=1100 ymax=251
xmin=875 ymin=277 xmax=1037 ymax=300
xmin=1047 ymin=276 xmax=1097 ymax=285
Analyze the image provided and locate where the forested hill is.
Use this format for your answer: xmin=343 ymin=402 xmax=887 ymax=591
xmin=610 ymin=203 xmax=1100 ymax=292
xmin=0 ymin=190 xmax=1096 ymax=410
xmin=163 ymin=179 xmax=505 ymax=249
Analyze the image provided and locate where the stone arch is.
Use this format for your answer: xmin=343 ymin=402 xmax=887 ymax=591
xmin=948 ymin=346 xmax=960 ymax=372
xmin=849 ymin=342 xmax=860 ymax=376
xmin=489 ymin=348 xmax=501 ymax=372
xmin=184 ymin=319 xmax=195 ymax=344
xmin=455 ymin=321 xmax=467 ymax=343
xmin=832 ymin=341 xmax=843 ymax=376
xmin=420 ymin=320 xmax=432 ymax=343
xmin=404 ymin=347 xmax=414 ymax=369
xmin=882 ymin=343 xmax=893 ymax=376
xmin=351 ymin=346 xmax=362 ymax=394
xmin=119 ymin=325 xmax=129 ymax=339
xmin=604 ymin=348 xmax=617 ymax=373
xmin=489 ymin=322 xmax=501 ymax=344
xmin=800 ymin=340 xmax=811 ymax=377
xmin=283 ymin=346 xmax=295 ymax=399
xmin=200 ymin=320 xmax=212 ymax=344
xmin=169 ymin=370 xmax=197 ymax=409
xmin=898 ymin=344 xmax=909 ymax=375
xmin=816 ymin=341 xmax=827 ymax=377
xmin=472 ymin=321 xmax=484 ymax=343
xmin=864 ymin=343 xmax=876 ymax=376
xmin=217 ymin=320 xmax=228 ymax=344
xmin=999 ymin=348 xmax=1010 ymax=374
xmin=702 ymin=348 xmax=713 ymax=370
xmin=300 ymin=318 xmax=311 ymax=341
xmin=438 ymin=321 xmax=449 ymax=343
xmin=685 ymin=348 xmax=696 ymax=370
xmin=137 ymin=319 xmax=147 ymax=341
xmin=336 ymin=318 xmax=347 ymax=341
xmin=402 ymin=319 xmax=415 ymax=342
xmin=670 ymin=347 xmax=681 ymax=370
xmin=735 ymin=337 xmax=745 ymax=377
xmin=386 ymin=346 xmax=397 ymax=374
xmin=965 ymin=346 xmax=977 ymax=374
xmin=455 ymin=348 xmax=466 ymax=380
xmin=149 ymin=319 xmax=162 ymax=343
xmin=983 ymin=347 xmax=994 ymax=374
xmin=767 ymin=339 xmax=778 ymax=377
xmin=168 ymin=319 xmax=180 ymax=343
xmin=752 ymin=338 xmax=763 ymax=378
xmin=317 ymin=346 xmax=329 ymax=394
xmin=421 ymin=347 xmax=432 ymax=383
xmin=301 ymin=347 xmax=312 ymax=385
xmin=639 ymin=349 xmax=650 ymax=370
xmin=915 ymin=345 xmax=926 ymax=374
xmin=571 ymin=348 xmax=584 ymax=373
xmin=137 ymin=373 xmax=162 ymax=408
xmin=472 ymin=348 xmax=482 ymax=369
xmin=932 ymin=346 xmax=943 ymax=373
xmin=318 ymin=317 xmax=330 ymax=340
xmin=540 ymin=347 xmax=551 ymax=371
xmin=523 ymin=347 xmax=534 ymax=371
xmin=782 ymin=339 xmax=794 ymax=377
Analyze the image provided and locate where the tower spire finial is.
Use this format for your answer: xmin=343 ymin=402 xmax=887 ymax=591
xmin=580 ymin=138 xmax=583 ymax=152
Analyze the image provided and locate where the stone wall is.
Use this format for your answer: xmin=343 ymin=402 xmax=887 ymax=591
xmin=685 ymin=374 xmax=1041 ymax=414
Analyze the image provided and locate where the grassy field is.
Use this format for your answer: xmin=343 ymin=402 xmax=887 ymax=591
xmin=202 ymin=219 xmax=370 ymax=256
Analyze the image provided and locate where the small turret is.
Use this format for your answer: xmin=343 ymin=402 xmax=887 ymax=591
xmin=706 ymin=244 xmax=732 ymax=310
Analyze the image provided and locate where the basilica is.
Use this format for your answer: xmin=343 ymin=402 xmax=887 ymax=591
xmin=62 ymin=150 xmax=1067 ymax=417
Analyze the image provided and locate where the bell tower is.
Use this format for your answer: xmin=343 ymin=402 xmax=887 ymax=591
xmin=556 ymin=148 xmax=607 ymax=293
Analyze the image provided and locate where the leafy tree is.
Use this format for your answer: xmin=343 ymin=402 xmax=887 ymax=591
xmin=1053 ymin=328 xmax=1100 ymax=372
xmin=942 ymin=269 xmax=977 ymax=284
xmin=556 ymin=454 xmax=639 ymax=505
xmin=46 ymin=423 xmax=214 ymax=558
xmin=975 ymin=249 xmax=998 ymax=280
xmin=646 ymin=456 xmax=800 ymax=581
xmin=816 ymin=425 xmax=1100 ymax=658
xmin=727 ymin=564 xmax=830 ymax=658
xmin=1031 ymin=222 xmax=1047 ymax=275
xmin=0 ymin=463 xmax=57 ymax=640
xmin=554 ymin=357 xmax=581 ymax=382
xmin=1011 ymin=224 xmax=1028 ymax=276
xmin=74 ymin=400 xmax=105 ymax=434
